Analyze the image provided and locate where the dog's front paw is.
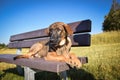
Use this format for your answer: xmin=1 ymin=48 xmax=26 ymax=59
xmin=65 ymin=57 xmax=82 ymax=69
xmin=66 ymin=54 xmax=82 ymax=69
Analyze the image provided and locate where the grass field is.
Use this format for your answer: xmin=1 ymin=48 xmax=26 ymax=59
xmin=0 ymin=31 xmax=120 ymax=80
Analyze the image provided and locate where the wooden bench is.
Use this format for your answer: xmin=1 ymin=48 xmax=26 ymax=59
xmin=0 ymin=19 xmax=91 ymax=80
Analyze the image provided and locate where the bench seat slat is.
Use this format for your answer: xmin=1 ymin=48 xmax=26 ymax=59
xmin=10 ymin=20 xmax=91 ymax=41
xmin=0 ymin=54 xmax=88 ymax=73
xmin=8 ymin=34 xmax=91 ymax=48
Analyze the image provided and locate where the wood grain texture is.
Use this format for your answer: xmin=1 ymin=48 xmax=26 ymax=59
xmin=10 ymin=19 xmax=91 ymax=41
xmin=0 ymin=54 xmax=88 ymax=72
xmin=8 ymin=34 xmax=90 ymax=48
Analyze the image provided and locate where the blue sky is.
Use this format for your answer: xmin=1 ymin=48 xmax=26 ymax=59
xmin=0 ymin=0 xmax=115 ymax=44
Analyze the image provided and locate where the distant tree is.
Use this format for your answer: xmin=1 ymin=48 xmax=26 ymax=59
xmin=102 ymin=0 xmax=120 ymax=31
xmin=0 ymin=43 xmax=7 ymax=49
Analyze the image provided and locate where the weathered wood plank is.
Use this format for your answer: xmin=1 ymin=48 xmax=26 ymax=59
xmin=0 ymin=54 xmax=88 ymax=72
xmin=0 ymin=54 xmax=69 ymax=72
xmin=8 ymin=34 xmax=90 ymax=48
xmin=70 ymin=34 xmax=91 ymax=47
xmin=68 ymin=19 xmax=91 ymax=33
xmin=10 ymin=19 xmax=91 ymax=41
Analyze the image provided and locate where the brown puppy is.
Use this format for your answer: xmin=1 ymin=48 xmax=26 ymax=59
xmin=13 ymin=22 xmax=82 ymax=68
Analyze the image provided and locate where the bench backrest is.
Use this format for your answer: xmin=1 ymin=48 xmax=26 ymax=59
xmin=8 ymin=20 xmax=91 ymax=48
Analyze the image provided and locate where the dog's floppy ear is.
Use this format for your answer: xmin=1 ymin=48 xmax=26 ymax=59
xmin=63 ymin=24 xmax=73 ymax=35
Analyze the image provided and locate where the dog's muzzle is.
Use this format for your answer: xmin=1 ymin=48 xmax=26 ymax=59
xmin=50 ymin=37 xmax=60 ymax=45
xmin=49 ymin=31 xmax=61 ymax=46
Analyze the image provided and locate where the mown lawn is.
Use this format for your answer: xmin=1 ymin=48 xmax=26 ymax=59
xmin=0 ymin=31 xmax=120 ymax=80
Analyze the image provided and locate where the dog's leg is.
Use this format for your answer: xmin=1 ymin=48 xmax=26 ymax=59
xmin=44 ymin=52 xmax=82 ymax=69
xmin=44 ymin=52 xmax=82 ymax=68
xmin=13 ymin=43 xmax=43 ymax=60
xmin=65 ymin=53 xmax=82 ymax=68
xmin=44 ymin=52 xmax=66 ymax=62
xmin=13 ymin=52 xmax=34 ymax=60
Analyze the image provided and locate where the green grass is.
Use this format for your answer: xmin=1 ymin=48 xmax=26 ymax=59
xmin=0 ymin=48 xmax=29 ymax=54
xmin=71 ymin=43 xmax=120 ymax=80
xmin=92 ymin=31 xmax=120 ymax=45
xmin=70 ymin=31 xmax=120 ymax=80
xmin=0 ymin=31 xmax=120 ymax=80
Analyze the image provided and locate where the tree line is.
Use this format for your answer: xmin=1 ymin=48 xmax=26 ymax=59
xmin=0 ymin=43 xmax=7 ymax=49
xmin=102 ymin=0 xmax=120 ymax=31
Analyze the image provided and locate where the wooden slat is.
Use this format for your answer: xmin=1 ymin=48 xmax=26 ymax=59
xmin=10 ymin=19 xmax=91 ymax=41
xmin=0 ymin=54 xmax=88 ymax=72
xmin=10 ymin=28 xmax=47 ymax=42
xmin=8 ymin=34 xmax=90 ymax=48
xmin=70 ymin=34 xmax=91 ymax=47
xmin=68 ymin=19 xmax=91 ymax=33
xmin=0 ymin=54 xmax=69 ymax=72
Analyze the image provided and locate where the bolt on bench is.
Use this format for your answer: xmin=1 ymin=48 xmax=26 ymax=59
xmin=0 ymin=19 xmax=91 ymax=80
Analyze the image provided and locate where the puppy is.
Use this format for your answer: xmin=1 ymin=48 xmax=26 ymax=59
xmin=14 ymin=22 xmax=82 ymax=68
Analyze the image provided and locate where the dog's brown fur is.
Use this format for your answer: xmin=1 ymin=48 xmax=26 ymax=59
xmin=13 ymin=22 xmax=82 ymax=68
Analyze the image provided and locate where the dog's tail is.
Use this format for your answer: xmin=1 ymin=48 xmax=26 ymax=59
xmin=13 ymin=54 xmax=30 ymax=60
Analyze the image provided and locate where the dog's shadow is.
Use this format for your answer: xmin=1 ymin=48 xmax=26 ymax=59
xmin=0 ymin=67 xmax=95 ymax=80
xmin=67 ymin=68 xmax=95 ymax=80
xmin=36 ymin=68 xmax=96 ymax=80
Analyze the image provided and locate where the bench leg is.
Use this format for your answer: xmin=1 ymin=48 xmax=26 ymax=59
xmin=16 ymin=48 xmax=24 ymax=75
xmin=24 ymin=67 xmax=36 ymax=80
xmin=59 ymin=71 xmax=68 ymax=80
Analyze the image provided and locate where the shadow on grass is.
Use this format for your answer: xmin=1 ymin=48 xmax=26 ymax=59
xmin=35 ymin=71 xmax=60 ymax=80
xmin=0 ymin=67 xmax=24 ymax=80
xmin=67 ymin=68 xmax=96 ymax=80
xmin=35 ymin=68 xmax=96 ymax=80
xmin=0 ymin=67 xmax=95 ymax=80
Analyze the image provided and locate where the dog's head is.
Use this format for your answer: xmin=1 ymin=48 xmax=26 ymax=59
xmin=46 ymin=22 xmax=73 ymax=46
